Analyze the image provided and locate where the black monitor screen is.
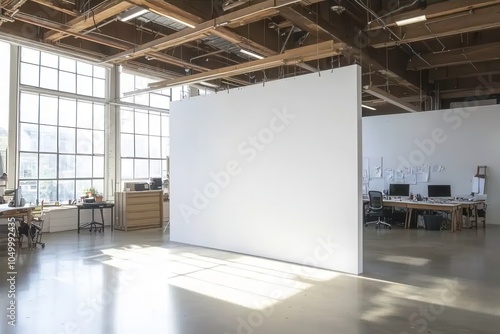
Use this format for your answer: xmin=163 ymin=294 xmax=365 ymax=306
xmin=389 ymin=184 xmax=410 ymax=197
xmin=428 ymin=185 xmax=451 ymax=197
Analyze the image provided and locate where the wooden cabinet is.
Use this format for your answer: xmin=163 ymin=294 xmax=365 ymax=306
xmin=115 ymin=191 xmax=163 ymax=231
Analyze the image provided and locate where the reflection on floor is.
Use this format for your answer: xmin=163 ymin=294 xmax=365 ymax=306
xmin=1 ymin=226 xmax=500 ymax=334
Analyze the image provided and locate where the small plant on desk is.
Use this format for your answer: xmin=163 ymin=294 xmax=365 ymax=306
xmin=95 ymin=193 xmax=104 ymax=202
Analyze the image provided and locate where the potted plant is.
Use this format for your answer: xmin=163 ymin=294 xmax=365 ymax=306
xmin=84 ymin=187 xmax=97 ymax=198
xmin=95 ymin=192 xmax=104 ymax=202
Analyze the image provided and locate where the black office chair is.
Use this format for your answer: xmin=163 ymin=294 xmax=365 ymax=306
xmin=365 ymin=190 xmax=391 ymax=229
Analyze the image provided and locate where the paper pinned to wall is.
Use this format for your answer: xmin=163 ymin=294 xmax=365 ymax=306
xmin=369 ymin=157 xmax=383 ymax=178
xmin=406 ymin=174 xmax=417 ymax=185
xmin=431 ymin=165 xmax=445 ymax=173
xmin=384 ymin=168 xmax=394 ymax=180
xmin=416 ymin=165 xmax=430 ymax=183
xmin=472 ymin=177 xmax=485 ymax=194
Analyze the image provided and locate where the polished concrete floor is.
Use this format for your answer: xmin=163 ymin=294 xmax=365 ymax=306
xmin=1 ymin=226 xmax=500 ymax=334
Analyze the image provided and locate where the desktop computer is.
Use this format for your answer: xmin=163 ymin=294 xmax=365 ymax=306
xmin=389 ymin=184 xmax=410 ymax=198
xmin=428 ymin=185 xmax=452 ymax=199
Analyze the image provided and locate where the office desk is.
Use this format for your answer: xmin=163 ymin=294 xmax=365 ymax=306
xmin=76 ymin=203 xmax=114 ymax=233
xmin=0 ymin=204 xmax=33 ymax=247
xmin=449 ymin=201 xmax=486 ymax=230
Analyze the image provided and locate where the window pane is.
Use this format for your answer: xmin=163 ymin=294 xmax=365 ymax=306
xmin=39 ymin=95 xmax=58 ymax=125
xmin=121 ymin=158 xmax=133 ymax=179
xmin=20 ymin=92 xmax=39 ymax=123
xmin=39 ymin=125 xmax=57 ymax=152
xmin=41 ymin=52 xmax=58 ymax=68
xmin=150 ymin=93 xmax=170 ymax=109
xmin=135 ymin=110 xmax=148 ymax=134
xmin=59 ymin=57 xmax=76 ymax=72
xmin=39 ymin=154 xmax=57 ymax=179
xmin=121 ymin=134 xmax=134 ymax=157
xmin=19 ymin=153 xmax=38 ymax=179
xmin=134 ymin=93 xmax=149 ymax=106
xmin=39 ymin=180 xmax=57 ymax=203
xmin=162 ymin=137 xmax=170 ymax=157
xmin=76 ymin=155 xmax=92 ymax=178
xmin=77 ymin=74 xmax=93 ymax=96
xmin=93 ymin=156 xmax=104 ymax=178
xmin=20 ymin=123 xmax=38 ymax=151
xmin=120 ymin=73 xmax=135 ymax=95
xmin=77 ymin=61 xmax=93 ymax=76
xmin=40 ymin=67 xmax=58 ymax=90
xmin=59 ymin=155 xmax=75 ymax=178
xmin=19 ymin=181 xmax=37 ymax=205
xmin=21 ymin=48 xmax=40 ymax=64
xmin=150 ymin=136 xmax=161 ymax=158
xmin=93 ymin=131 xmax=104 ymax=155
xmin=94 ymin=66 xmax=106 ymax=79
xmin=76 ymin=180 xmax=92 ymax=198
xmin=92 ymin=179 xmax=104 ymax=195
xmin=93 ymin=104 xmax=105 ymax=130
xmin=149 ymin=113 xmax=161 ymax=136
xmin=59 ymin=71 xmax=76 ymax=93
xmin=161 ymin=115 xmax=169 ymax=137
xmin=77 ymin=129 xmax=93 ymax=154
xmin=134 ymin=159 xmax=148 ymax=179
xmin=59 ymin=98 xmax=76 ymax=127
xmin=77 ymin=101 xmax=93 ymax=129
xmin=135 ymin=135 xmax=148 ymax=158
xmin=20 ymin=63 xmax=40 ymax=87
xmin=58 ymin=179 xmax=75 ymax=202
xmin=59 ymin=127 xmax=75 ymax=153
xmin=93 ymin=78 xmax=106 ymax=98
xmin=120 ymin=108 xmax=134 ymax=133
xmin=150 ymin=160 xmax=162 ymax=177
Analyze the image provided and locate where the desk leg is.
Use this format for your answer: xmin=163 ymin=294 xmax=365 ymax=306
xmin=111 ymin=207 xmax=114 ymax=232
xmin=406 ymin=208 xmax=412 ymax=229
xmin=474 ymin=204 xmax=479 ymax=230
xmin=27 ymin=210 xmax=33 ymax=249
xmin=78 ymin=208 xmax=80 ymax=234
xmin=451 ymin=209 xmax=456 ymax=232
xmin=100 ymin=208 xmax=104 ymax=234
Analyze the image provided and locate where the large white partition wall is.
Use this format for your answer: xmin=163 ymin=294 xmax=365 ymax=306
xmin=170 ymin=65 xmax=363 ymax=274
xmin=363 ymin=104 xmax=500 ymax=225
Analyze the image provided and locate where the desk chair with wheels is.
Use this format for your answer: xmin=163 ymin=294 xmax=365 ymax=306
xmin=365 ymin=190 xmax=391 ymax=229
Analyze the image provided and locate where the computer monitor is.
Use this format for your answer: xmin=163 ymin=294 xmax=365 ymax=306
xmin=389 ymin=184 xmax=410 ymax=197
xmin=428 ymin=185 xmax=451 ymax=198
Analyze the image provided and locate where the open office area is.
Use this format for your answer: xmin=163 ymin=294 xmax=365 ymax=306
xmin=1 ymin=1 xmax=500 ymax=333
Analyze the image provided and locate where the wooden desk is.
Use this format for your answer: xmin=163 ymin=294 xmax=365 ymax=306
xmin=0 ymin=204 xmax=33 ymax=247
xmin=449 ymin=201 xmax=486 ymax=230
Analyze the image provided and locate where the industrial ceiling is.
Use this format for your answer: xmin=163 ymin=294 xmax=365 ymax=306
xmin=1 ymin=0 xmax=499 ymax=115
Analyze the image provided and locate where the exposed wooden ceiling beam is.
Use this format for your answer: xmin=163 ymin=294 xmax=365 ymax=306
xmin=370 ymin=5 xmax=500 ymax=48
xmin=429 ymin=60 xmax=500 ymax=81
xmin=278 ymin=4 xmax=423 ymax=94
xmin=441 ymin=87 xmax=500 ymax=100
xmin=124 ymin=41 xmax=345 ymax=95
xmin=31 ymin=0 xmax=78 ymax=17
xmin=103 ymin=0 xmax=302 ymax=63
xmin=366 ymin=0 xmax=500 ymax=31
xmin=43 ymin=0 xmax=134 ymax=42
xmin=407 ymin=42 xmax=500 ymax=70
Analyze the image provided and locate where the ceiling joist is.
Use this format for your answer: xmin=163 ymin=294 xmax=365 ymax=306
xmin=370 ymin=5 xmax=500 ymax=48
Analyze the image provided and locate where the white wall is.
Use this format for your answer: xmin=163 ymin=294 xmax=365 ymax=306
xmin=170 ymin=65 xmax=363 ymax=274
xmin=363 ymin=104 xmax=500 ymax=225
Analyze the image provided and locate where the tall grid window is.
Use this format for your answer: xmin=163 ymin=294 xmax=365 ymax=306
xmin=0 ymin=41 xmax=10 ymax=169
xmin=120 ymin=73 xmax=170 ymax=182
xmin=18 ymin=47 xmax=107 ymax=204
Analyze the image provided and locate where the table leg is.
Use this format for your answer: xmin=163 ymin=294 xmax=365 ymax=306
xmin=474 ymin=204 xmax=479 ymax=230
xmin=27 ymin=210 xmax=33 ymax=249
xmin=100 ymin=208 xmax=104 ymax=234
xmin=451 ymin=209 xmax=456 ymax=232
xmin=111 ymin=207 xmax=114 ymax=232
xmin=78 ymin=208 xmax=80 ymax=234
xmin=406 ymin=208 xmax=412 ymax=229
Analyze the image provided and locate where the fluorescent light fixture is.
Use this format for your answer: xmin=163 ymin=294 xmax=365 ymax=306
xmin=240 ymin=49 xmax=264 ymax=60
xmin=362 ymin=104 xmax=376 ymax=111
xmin=395 ymin=15 xmax=427 ymax=26
xmin=165 ymin=15 xmax=195 ymax=28
xmin=363 ymin=86 xmax=420 ymax=113
xmin=200 ymin=81 xmax=220 ymax=88
xmin=119 ymin=8 xmax=149 ymax=22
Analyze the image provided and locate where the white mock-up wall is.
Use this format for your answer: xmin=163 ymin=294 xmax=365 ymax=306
xmin=363 ymin=104 xmax=500 ymax=225
xmin=170 ymin=65 xmax=363 ymax=274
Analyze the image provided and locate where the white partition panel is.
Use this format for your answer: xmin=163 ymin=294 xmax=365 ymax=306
xmin=170 ymin=65 xmax=363 ymax=274
xmin=363 ymin=104 xmax=500 ymax=225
